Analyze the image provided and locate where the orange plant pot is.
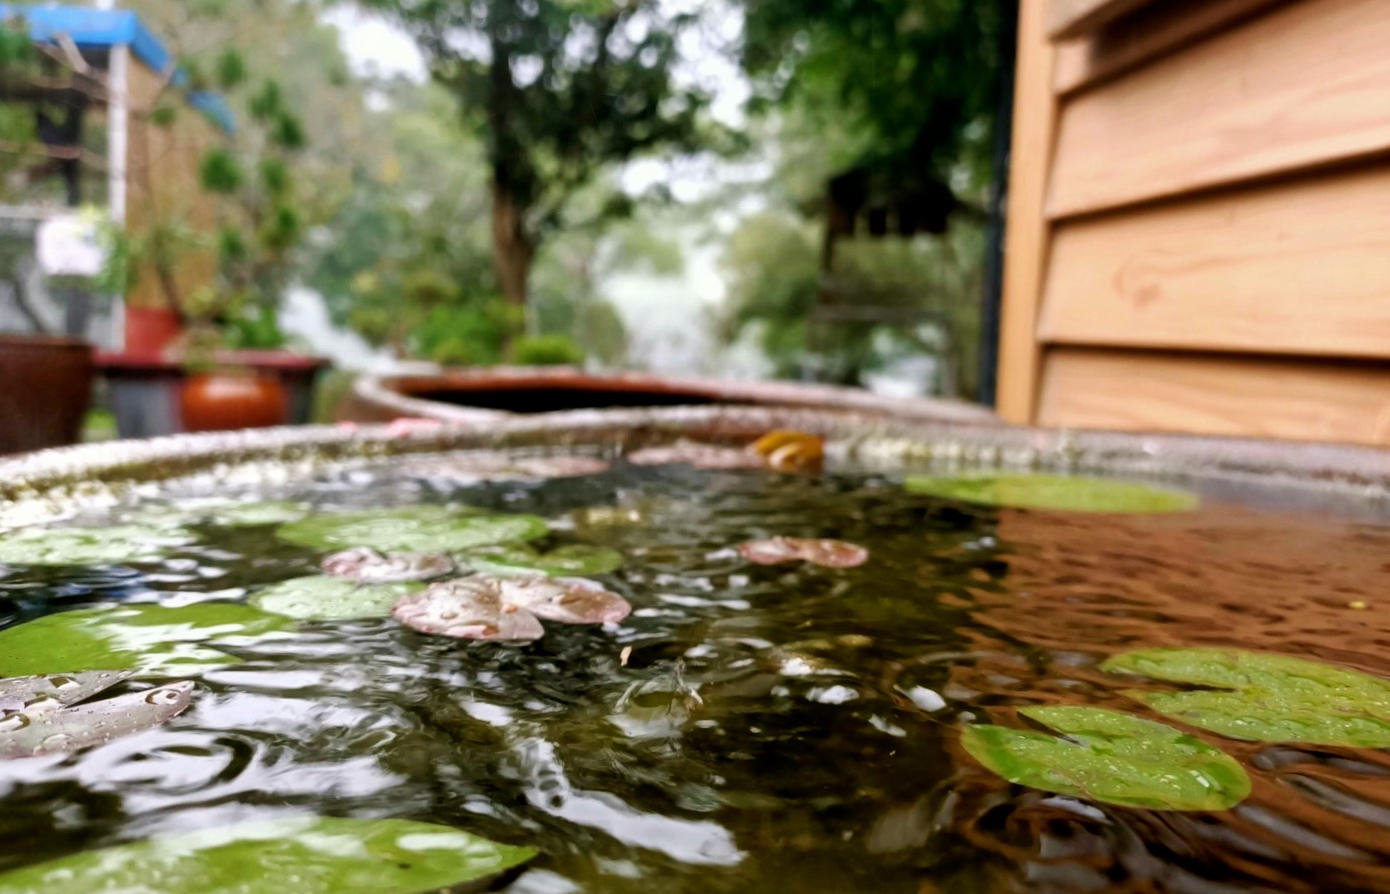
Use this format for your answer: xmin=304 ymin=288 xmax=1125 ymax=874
xmin=180 ymin=370 xmax=289 ymax=433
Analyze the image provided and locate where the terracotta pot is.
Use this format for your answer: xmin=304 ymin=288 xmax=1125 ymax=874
xmin=0 ymin=335 xmax=94 ymax=455
xmin=123 ymin=306 xmax=183 ymax=355
xmin=180 ymin=370 xmax=288 ymax=433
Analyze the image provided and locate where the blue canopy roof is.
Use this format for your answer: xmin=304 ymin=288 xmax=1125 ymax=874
xmin=0 ymin=4 xmax=235 ymax=133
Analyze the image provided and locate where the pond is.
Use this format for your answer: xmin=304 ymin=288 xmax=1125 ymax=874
xmin=2 ymin=444 xmax=1390 ymax=893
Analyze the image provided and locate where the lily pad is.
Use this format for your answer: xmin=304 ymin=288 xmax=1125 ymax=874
xmin=277 ymin=506 xmax=548 ymax=553
xmin=0 ymin=680 xmax=195 ymax=760
xmin=252 ymin=575 xmax=423 ymax=622
xmin=0 ymin=815 xmax=537 ymax=894
xmin=738 ymin=537 xmax=868 ymax=568
xmin=126 ymin=500 xmax=313 ymax=529
xmin=1104 ymin=648 xmax=1390 ymax=747
xmin=0 ymin=603 xmax=295 ymax=678
xmin=0 ymin=524 xmax=197 ymax=566
xmin=962 ymin=705 xmax=1250 ymax=811
xmin=461 ymin=544 xmax=623 ymax=577
xmin=904 ymin=473 xmax=1198 ymax=513
xmin=392 ymin=575 xmax=631 ymax=642
xmin=321 ymin=548 xmax=454 ymax=584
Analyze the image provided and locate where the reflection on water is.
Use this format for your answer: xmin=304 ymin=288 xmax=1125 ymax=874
xmin=4 ymin=463 xmax=1390 ymax=891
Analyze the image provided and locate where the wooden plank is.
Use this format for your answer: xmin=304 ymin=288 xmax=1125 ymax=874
xmin=1053 ymin=0 xmax=1291 ymax=96
xmin=1037 ymin=349 xmax=1390 ymax=445
xmin=1038 ymin=165 xmax=1390 ymax=358
xmin=995 ymin=0 xmax=1059 ymax=425
xmin=1047 ymin=0 xmax=1153 ymax=40
xmin=1048 ymin=0 xmax=1390 ymax=219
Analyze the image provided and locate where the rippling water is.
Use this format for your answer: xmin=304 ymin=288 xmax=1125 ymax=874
xmin=4 ymin=460 xmax=1390 ymax=892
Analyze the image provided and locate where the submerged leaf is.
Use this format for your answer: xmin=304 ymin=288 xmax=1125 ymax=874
xmin=277 ymin=506 xmax=548 ymax=553
xmin=962 ymin=705 xmax=1250 ymax=811
xmin=0 ymin=815 xmax=537 ymax=894
xmin=392 ymin=575 xmax=631 ymax=642
xmin=461 ymin=544 xmax=623 ymax=577
xmin=0 ymin=603 xmax=295 ymax=678
xmin=738 ymin=538 xmax=868 ymax=569
xmin=0 ymin=671 xmax=132 ymax=715
xmin=1104 ymin=648 xmax=1390 ymax=747
xmin=251 ymin=576 xmax=423 ymax=622
xmin=904 ymin=474 xmax=1197 ymax=513
xmin=0 ymin=681 xmax=195 ymax=760
xmin=321 ymin=548 xmax=454 ymax=584
xmin=0 ymin=524 xmax=197 ymax=566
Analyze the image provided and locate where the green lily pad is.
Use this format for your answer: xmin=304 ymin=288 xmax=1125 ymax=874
xmin=0 ymin=815 xmax=537 ymax=894
xmin=126 ymin=500 xmax=312 ymax=529
xmin=461 ymin=544 xmax=623 ymax=577
xmin=961 ymin=705 xmax=1250 ymax=811
xmin=0 ymin=524 xmax=197 ymax=566
xmin=1104 ymin=648 xmax=1390 ymax=747
xmin=0 ymin=603 xmax=296 ymax=679
xmin=251 ymin=576 xmax=423 ymax=622
xmin=904 ymin=473 xmax=1197 ymax=513
xmin=277 ymin=506 xmax=548 ymax=553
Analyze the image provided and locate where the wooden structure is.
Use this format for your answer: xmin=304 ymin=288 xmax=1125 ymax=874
xmin=0 ymin=5 xmax=231 ymax=344
xmin=998 ymin=0 xmax=1390 ymax=444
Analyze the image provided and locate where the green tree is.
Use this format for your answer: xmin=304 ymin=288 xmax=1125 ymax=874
xmin=362 ymin=0 xmax=717 ymax=311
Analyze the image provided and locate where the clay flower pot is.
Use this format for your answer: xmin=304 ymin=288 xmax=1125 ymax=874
xmin=0 ymin=335 xmax=94 ymax=455
xmin=180 ymin=369 xmax=289 ymax=433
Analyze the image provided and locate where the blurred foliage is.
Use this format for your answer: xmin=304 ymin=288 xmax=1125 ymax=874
xmin=363 ymin=0 xmax=728 ymax=309
xmin=722 ymin=209 xmax=984 ymax=398
xmin=512 ymin=334 xmax=586 ymax=367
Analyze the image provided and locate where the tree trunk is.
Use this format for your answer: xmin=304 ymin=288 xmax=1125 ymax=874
xmin=491 ymin=179 xmax=534 ymax=309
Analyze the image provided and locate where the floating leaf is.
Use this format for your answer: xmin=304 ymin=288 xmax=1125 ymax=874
xmin=205 ymin=501 xmax=313 ymax=527
xmin=251 ymin=575 xmax=424 ymax=622
xmin=461 ymin=544 xmax=623 ymax=577
xmin=393 ymin=578 xmax=545 ymax=642
xmin=0 ymin=603 xmax=295 ymax=678
xmin=750 ymin=430 xmax=824 ymax=473
xmin=0 ymin=815 xmax=537 ymax=894
xmin=0 ymin=681 xmax=195 ymax=760
xmin=392 ymin=575 xmax=630 ymax=642
xmin=0 ymin=671 xmax=131 ymax=715
xmin=321 ymin=548 xmax=454 ymax=584
xmin=626 ymin=444 xmax=765 ymax=470
xmin=738 ymin=538 xmax=868 ymax=569
xmin=277 ymin=506 xmax=547 ymax=553
xmin=904 ymin=473 xmax=1198 ymax=513
xmin=962 ymin=706 xmax=1250 ymax=811
xmin=0 ymin=524 xmax=197 ymax=566
xmin=1104 ymin=648 xmax=1390 ymax=747
xmin=503 ymin=576 xmax=632 ymax=625
xmin=400 ymin=453 xmax=610 ymax=483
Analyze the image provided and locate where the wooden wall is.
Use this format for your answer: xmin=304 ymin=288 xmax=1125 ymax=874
xmin=124 ymin=58 xmax=221 ymax=313
xmin=998 ymin=0 xmax=1390 ymax=445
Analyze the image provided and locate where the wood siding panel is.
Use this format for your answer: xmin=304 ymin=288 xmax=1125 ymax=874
xmin=1038 ymin=349 xmax=1390 ymax=444
xmin=1049 ymin=0 xmax=1390 ymax=219
xmin=996 ymin=0 xmax=1060 ymax=424
xmin=1053 ymin=0 xmax=1291 ymax=96
xmin=1047 ymin=0 xmax=1153 ymax=39
xmin=1038 ymin=167 xmax=1390 ymax=357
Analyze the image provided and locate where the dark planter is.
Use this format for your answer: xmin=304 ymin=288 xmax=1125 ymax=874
xmin=0 ymin=335 xmax=94 ymax=455
xmin=96 ymin=350 xmax=330 ymax=439
xmin=338 ymin=366 xmax=1000 ymax=426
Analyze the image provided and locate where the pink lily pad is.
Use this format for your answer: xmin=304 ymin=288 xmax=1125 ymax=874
xmin=321 ymin=548 xmax=454 ymax=584
xmin=391 ymin=574 xmax=631 ymax=642
xmin=0 ymin=680 xmax=195 ymax=760
xmin=738 ymin=537 xmax=869 ymax=569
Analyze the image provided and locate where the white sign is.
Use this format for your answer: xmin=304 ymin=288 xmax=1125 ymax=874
xmin=37 ymin=214 xmax=106 ymax=278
